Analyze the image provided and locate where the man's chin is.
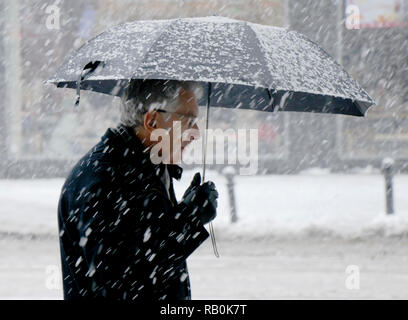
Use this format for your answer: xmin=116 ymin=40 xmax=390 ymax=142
xmin=159 ymin=147 xmax=186 ymax=165
xmin=162 ymin=155 xmax=182 ymax=165
xmin=170 ymin=148 xmax=186 ymax=165
xmin=168 ymin=157 xmax=182 ymax=165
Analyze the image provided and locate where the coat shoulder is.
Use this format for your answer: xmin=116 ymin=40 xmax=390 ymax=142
xmin=60 ymin=132 xmax=163 ymax=204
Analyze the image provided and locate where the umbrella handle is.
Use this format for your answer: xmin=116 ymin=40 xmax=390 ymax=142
xmin=202 ymin=82 xmax=220 ymax=258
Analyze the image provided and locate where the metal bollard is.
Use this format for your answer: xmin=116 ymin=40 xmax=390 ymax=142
xmin=381 ymin=158 xmax=395 ymax=215
xmin=222 ymin=166 xmax=238 ymax=223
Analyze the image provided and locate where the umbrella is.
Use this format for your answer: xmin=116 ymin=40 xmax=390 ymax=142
xmin=45 ymin=15 xmax=376 ymax=257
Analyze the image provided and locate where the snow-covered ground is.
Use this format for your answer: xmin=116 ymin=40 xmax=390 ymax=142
xmin=1 ymin=171 xmax=408 ymax=299
xmin=2 ymin=170 xmax=408 ymax=238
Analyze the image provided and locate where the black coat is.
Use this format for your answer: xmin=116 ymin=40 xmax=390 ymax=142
xmin=58 ymin=124 xmax=209 ymax=300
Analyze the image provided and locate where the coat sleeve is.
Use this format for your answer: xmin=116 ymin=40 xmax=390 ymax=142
xmin=78 ymin=181 xmax=209 ymax=298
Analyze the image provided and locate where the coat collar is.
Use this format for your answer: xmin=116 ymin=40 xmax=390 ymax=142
xmin=166 ymin=163 xmax=183 ymax=180
xmin=108 ymin=124 xmax=183 ymax=181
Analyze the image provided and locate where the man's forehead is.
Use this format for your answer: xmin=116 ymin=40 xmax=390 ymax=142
xmin=176 ymin=88 xmax=199 ymax=117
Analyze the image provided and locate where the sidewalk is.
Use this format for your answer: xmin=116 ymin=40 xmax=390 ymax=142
xmin=1 ymin=235 xmax=408 ymax=299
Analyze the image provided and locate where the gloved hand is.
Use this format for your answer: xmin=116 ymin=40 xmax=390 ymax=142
xmin=180 ymin=172 xmax=218 ymax=225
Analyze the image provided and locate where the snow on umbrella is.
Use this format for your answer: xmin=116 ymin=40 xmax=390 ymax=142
xmin=45 ymin=15 xmax=376 ymax=257
xmin=46 ymin=15 xmax=374 ymax=115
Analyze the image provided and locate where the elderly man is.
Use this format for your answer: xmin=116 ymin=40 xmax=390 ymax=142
xmin=58 ymin=79 xmax=218 ymax=300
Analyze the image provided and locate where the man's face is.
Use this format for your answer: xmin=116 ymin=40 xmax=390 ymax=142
xmin=152 ymin=87 xmax=200 ymax=164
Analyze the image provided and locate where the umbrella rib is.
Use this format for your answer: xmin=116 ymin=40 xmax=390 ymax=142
xmin=244 ymin=22 xmax=282 ymax=112
xmin=131 ymin=20 xmax=175 ymax=81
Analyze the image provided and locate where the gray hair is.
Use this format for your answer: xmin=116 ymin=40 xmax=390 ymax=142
xmin=119 ymin=79 xmax=204 ymax=128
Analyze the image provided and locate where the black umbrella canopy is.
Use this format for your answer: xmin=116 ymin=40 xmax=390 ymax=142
xmin=46 ymin=16 xmax=375 ymax=116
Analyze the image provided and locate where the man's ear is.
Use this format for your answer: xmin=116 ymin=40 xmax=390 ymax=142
xmin=144 ymin=111 xmax=157 ymax=132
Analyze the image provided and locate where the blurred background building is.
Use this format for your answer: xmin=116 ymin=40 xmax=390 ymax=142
xmin=0 ymin=0 xmax=407 ymax=177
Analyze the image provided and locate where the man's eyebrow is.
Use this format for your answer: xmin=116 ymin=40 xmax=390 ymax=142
xmin=184 ymin=111 xmax=198 ymax=117
xmin=181 ymin=113 xmax=198 ymax=119
xmin=156 ymin=109 xmax=198 ymax=117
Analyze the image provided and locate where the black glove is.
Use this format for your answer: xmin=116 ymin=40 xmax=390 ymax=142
xmin=180 ymin=172 xmax=218 ymax=225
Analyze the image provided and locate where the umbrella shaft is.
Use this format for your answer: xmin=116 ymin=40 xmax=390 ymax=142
xmin=202 ymin=82 xmax=219 ymax=258
xmin=202 ymin=88 xmax=210 ymax=182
